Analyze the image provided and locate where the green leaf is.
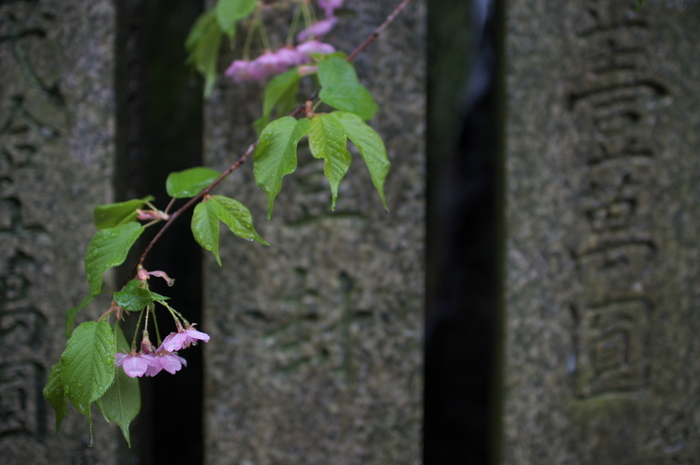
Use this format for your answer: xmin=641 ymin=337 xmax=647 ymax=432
xmin=93 ymin=196 xmax=155 ymax=230
xmin=85 ymin=222 xmax=144 ymax=298
xmin=253 ymin=68 xmax=302 ymax=134
xmin=330 ymin=112 xmax=390 ymax=210
xmin=185 ymin=12 xmax=223 ymax=97
xmin=215 ymin=0 xmax=256 ymax=37
xmin=185 ymin=10 xmax=216 ymax=51
xmin=114 ymin=279 xmax=169 ymax=312
xmin=192 ymin=200 xmax=221 ymax=265
xmin=308 ymin=114 xmax=351 ymax=210
xmin=43 ymin=361 xmax=67 ymax=432
xmin=96 ymin=325 xmax=140 ymax=447
xmin=210 ymin=195 xmax=269 ymax=245
xmin=318 ymin=57 xmax=378 ymax=121
xmin=61 ymin=321 xmax=116 ymax=420
xmin=254 ymin=117 xmax=310 ymax=218
xmin=316 ymin=51 xmax=348 ymax=62
xmin=166 ymin=167 xmax=221 ymax=199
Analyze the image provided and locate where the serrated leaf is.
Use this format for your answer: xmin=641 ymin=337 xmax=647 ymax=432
xmin=93 ymin=196 xmax=155 ymax=230
xmin=215 ymin=0 xmax=256 ymax=37
xmin=192 ymin=200 xmax=221 ymax=266
xmin=318 ymin=57 xmax=378 ymax=121
xmin=308 ymin=114 xmax=351 ymax=210
xmin=85 ymin=222 xmax=144 ymax=298
xmin=61 ymin=321 xmax=116 ymax=420
xmin=96 ymin=325 xmax=140 ymax=447
xmin=253 ymin=68 xmax=302 ymax=134
xmin=330 ymin=112 xmax=390 ymax=210
xmin=43 ymin=361 xmax=67 ymax=432
xmin=185 ymin=12 xmax=223 ymax=97
xmin=114 ymin=279 xmax=169 ymax=312
xmin=166 ymin=167 xmax=221 ymax=199
xmin=254 ymin=117 xmax=310 ymax=218
xmin=210 ymin=195 xmax=269 ymax=245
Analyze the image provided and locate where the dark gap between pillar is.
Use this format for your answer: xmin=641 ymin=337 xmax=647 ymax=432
xmin=425 ymin=0 xmax=500 ymax=463
xmin=116 ymin=1 xmax=204 ymax=463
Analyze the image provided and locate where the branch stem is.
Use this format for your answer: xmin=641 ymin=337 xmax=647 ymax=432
xmin=346 ymin=0 xmax=412 ymax=63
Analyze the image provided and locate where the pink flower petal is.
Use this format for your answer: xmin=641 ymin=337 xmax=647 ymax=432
xmin=275 ymin=47 xmax=308 ymax=67
xmin=161 ymin=325 xmax=210 ymax=352
xmin=162 ymin=332 xmax=188 ymax=352
xmin=248 ymin=51 xmax=287 ymax=81
xmin=148 ymin=270 xmax=175 ymax=286
xmin=296 ymin=17 xmax=338 ymax=42
xmin=158 ymin=353 xmax=187 ymax=374
xmin=142 ymin=354 xmax=163 ymax=377
xmin=185 ymin=326 xmax=210 ymax=344
xmin=225 ymin=60 xmax=253 ymax=83
xmin=318 ymin=0 xmax=344 ymax=17
xmin=117 ymin=354 xmax=150 ymax=378
xmin=296 ymin=40 xmax=335 ymax=57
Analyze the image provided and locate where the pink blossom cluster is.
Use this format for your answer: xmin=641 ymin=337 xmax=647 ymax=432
xmin=225 ymin=40 xmax=335 ymax=83
xmin=115 ymin=325 xmax=210 ymax=378
xmin=225 ymin=0 xmax=345 ymax=83
xmin=297 ymin=0 xmax=344 ymax=42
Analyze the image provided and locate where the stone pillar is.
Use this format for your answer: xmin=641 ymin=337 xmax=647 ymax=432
xmin=502 ymin=1 xmax=700 ymax=463
xmin=203 ymin=1 xmax=425 ymax=464
xmin=0 ymin=1 xmax=118 ymax=463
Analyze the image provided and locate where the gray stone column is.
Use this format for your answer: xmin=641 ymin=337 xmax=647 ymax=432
xmin=203 ymin=1 xmax=425 ymax=464
xmin=502 ymin=1 xmax=700 ymax=463
xmin=0 ymin=1 xmax=118 ymax=463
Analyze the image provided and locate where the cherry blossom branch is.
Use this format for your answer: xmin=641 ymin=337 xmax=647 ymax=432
xmin=135 ymin=142 xmax=258 ymax=271
xmin=133 ymin=0 xmax=413 ymax=276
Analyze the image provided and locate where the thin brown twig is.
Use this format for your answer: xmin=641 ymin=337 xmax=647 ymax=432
xmin=346 ymin=0 xmax=412 ymax=62
xmin=135 ymin=142 xmax=257 ymax=269
xmin=133 ymin=0 xmax=412 ymax=276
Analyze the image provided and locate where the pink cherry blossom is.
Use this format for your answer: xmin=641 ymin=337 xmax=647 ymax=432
xmin=318 ymin=0 xmax=344 ymax=17
xmin=141 ymin=354 xmax=163 ymax=377
xmin=162 ymin=324 xmax=210 ymax=352
xmin=227 ymin=51 xmax=291 ymax=83
xmin=248 ymin=51 xmax=288 ymax=80
xmin=296 ymin=17 xmax=339 ymax=42
xmin=116 ymin=352 xmax=153 ymax=378
xmin=275 ymin=46 xmax=308 ymax=67
xmin=225 ymin=60 xmax=254 ymax=83
xmin=156 ymin=351 xmax=187 ymax=374
xmin=296 ymin=40 xmax=336 ymax=57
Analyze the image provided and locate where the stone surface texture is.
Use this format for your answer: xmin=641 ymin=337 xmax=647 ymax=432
xmin=0 ymin=0 xmax=119 ymax=463
xmin=502 ymin=1 xmax=700 ymax=463
xmin=202 ymin=1 xmax=425 ymax=464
